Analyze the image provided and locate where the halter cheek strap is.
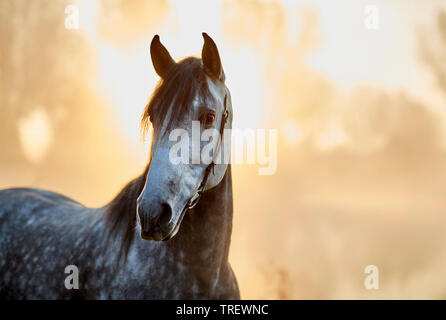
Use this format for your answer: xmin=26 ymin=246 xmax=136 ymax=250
xmin=183 ymin=95 xmax=229 ymax=212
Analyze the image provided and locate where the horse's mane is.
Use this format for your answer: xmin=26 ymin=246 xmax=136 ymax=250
xmin=141 ymin=57 xmax=211 ymax=137
xmin=104 ymin=166 xmax=148 ymax=263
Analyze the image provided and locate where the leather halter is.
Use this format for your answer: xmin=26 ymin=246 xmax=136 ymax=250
xmin=182 ymin=95 xmax=229 ymax=213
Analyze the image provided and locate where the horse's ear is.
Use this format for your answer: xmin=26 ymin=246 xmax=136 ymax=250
xmin=202 ymin=32 xmax=224 ymax=81
xmin=150 ymin=35 xmax=175 ymax=78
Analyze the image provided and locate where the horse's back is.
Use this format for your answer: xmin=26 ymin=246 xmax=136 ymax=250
xmin=0 ymin=188 xmax=100 ymax=299
xmin=0 ymin=187 xmax=84 ymax=222
xmin=0 ymin=187 xmax=83 ymax=208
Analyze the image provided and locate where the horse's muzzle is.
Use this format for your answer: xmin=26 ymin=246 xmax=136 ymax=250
xmin=137 ymin=200 xmax=173 ymax=241
xmin=140 ymin=228 xmax=165 ymax=241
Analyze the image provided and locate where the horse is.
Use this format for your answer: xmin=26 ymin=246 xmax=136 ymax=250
xmin=0 ymin=33 xmax=240 ymax=299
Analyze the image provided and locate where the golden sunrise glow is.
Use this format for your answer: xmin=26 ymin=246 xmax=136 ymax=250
xmin=3 ymin=0 xmax=446 ymax=299
xmin=73 ymin=0 xmax=446 ymax=158
xmin=18 ymin=108 xmax=54 ymax=164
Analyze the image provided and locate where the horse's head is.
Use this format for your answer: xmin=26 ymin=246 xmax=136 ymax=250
xmin=137 ymin=33 xmax=232 ymax=241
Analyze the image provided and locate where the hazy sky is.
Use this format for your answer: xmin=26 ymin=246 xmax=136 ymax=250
xmin=72 ymin=0 xmax=446 ymax=160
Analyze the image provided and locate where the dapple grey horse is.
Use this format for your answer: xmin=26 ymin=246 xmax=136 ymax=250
xmin=0 ymin=33 xmax=239 ymax=299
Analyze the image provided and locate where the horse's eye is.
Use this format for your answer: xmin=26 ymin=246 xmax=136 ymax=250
xmin=202 ymin=112 xmax=216 ymax=125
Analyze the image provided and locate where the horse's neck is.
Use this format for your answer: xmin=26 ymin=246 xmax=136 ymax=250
xmin=105 ymin=164 xmax=233 ymax=275
xmin=166 ymin=165 xmax=233 ymax=271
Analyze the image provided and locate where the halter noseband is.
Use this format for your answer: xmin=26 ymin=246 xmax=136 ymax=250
xmin=183 ymin=95 xmax=229 ymax=213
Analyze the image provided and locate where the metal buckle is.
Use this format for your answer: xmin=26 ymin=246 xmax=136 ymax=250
xmin=187 ymin=192 xmax=201 ymax=209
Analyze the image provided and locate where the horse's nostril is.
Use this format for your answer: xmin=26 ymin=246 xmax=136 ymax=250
xmin=157 ymin=203 xmax=172 ymax=228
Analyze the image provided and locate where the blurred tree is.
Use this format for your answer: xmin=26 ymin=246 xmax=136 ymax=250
xmin=419 ymin=10 xmax=446 ymax=98
xmin=0 ymin=0 xmax=90 ymax=164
